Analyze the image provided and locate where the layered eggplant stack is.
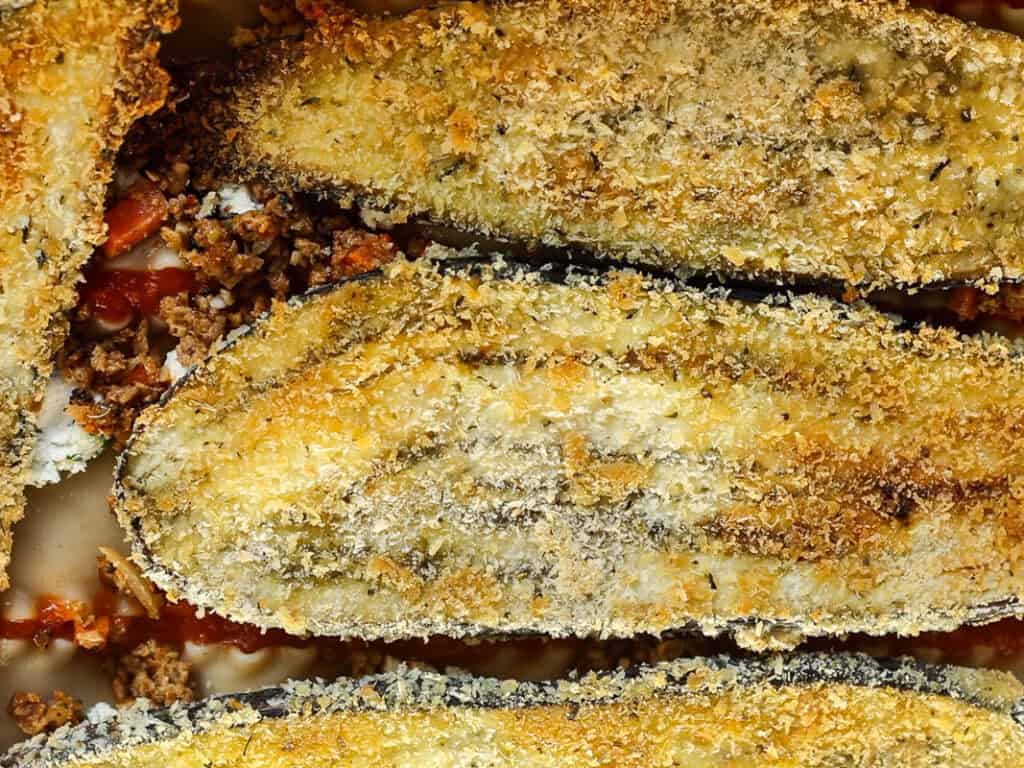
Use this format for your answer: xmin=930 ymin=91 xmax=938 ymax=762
xmin=9 ymin=0 xmax=1024 ymax=764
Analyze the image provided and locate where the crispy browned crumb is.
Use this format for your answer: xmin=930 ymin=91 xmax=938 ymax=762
xmin=109 ymin=640 xmax=195 ymax=708
xmin=157 ymin=293 xmax=229 ymax=367
xmin=186 ymin=218 xmax=263 ymax=287
xmin=7 ymin=691 xmax=84 ymax=737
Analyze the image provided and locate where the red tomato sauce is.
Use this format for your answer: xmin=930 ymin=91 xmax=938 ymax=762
xmin=81 ymin=266 xmax=196 ymax=325
xmin=0 ymin=592 xmax=579 ymax=669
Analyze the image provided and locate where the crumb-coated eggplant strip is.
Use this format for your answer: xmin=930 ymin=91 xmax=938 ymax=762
xmin=115 ymin=252 xmax=1024 ymax=647
xmin=0 ymin=0 xmax=176 ymax=589
xmin=223 ymin=0 xmax=1024 ymax=289
xmin=5 ymin=654 xmax=1024 ymax=767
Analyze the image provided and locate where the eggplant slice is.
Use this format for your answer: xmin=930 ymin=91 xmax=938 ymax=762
xmin=5 ymin=654 xmax=1024 ymax=767
xmin=115 ymin=253 xmax=1024 ymax=646
xmin=0 ymin=0 xmax=176 ymax=589
xmin=222 ymin=0 xmax=1024 ymax=289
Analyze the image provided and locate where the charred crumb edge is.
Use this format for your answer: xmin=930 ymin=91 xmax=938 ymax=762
xmin=3 ymin=654 xmax=1022 ymax=767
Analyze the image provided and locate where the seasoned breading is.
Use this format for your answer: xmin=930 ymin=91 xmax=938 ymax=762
xmin=5 ymin=655 xmax=1024 ymax=767
xmin=224 ymin=0 xmax=1024 ymax=289
xmin=0 ymin=0 xmax=177 ymax=588
xmin=115 ymin=253 xmax=1024 ymax=646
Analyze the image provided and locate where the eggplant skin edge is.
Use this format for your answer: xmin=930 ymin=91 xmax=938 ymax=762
xmin=221 ymin=0 xmax=1024 ymax=290
xmin=4 ymin=654 xmax=1024 ymax=767
xmin=114 ymin=253 xmax=1024 ymax=649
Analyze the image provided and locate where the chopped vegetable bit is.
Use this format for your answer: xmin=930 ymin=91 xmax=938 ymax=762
xmin=102 ymin=180 xmax=169 ymax=260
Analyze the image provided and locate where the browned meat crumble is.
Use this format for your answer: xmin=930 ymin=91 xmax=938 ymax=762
xmin=108 ymin=640 xmax=195 ymax=707
xmin=60 ymin=137 xmax=396 ymax=443
xmin=7 ymin=691 xmax=83 ymax=737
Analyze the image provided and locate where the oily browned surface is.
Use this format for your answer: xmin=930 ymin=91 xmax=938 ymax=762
xmin=0 ymin=0 xmax=176 ymax=588
xmin=116 ymin=256 xmax=1024 ymax=646
xmin=226 ymin=0 xmax=1024 ymax=289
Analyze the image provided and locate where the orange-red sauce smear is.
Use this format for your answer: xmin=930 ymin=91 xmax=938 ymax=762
xmin=0 ymin=591 xmax=318 ymax=654
xmin=0 ymin=591 xmax=575 ymax=668
xmin=79 ymin=178 xmax=197 ymax=326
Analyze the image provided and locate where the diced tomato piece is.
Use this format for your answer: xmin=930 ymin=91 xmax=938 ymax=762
xmin=81 ymin=279 xmax=134 ymax=325
xmin=948 ymin=286 xmax=981 ymax=321
xmin=81 ymin=267 xmax=196 ymax=323
xmin=102 ymin=179 xmax=169 ymax=260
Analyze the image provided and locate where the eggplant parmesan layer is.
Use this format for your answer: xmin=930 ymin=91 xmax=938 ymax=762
xmin=116 ymin=254 xmax=1024 ymax=644
xmin=5 ymin=654 xmax=1024 ymax=767
xmin=225 ymin=0 xmax=1024 ymax=289
xmin=0 ymin=0 xmax=176 ymax=589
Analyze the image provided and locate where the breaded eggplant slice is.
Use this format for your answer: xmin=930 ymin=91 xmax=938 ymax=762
xmin=0 ymin=0 xmax=176 ymax=588
xmin=5 ymin=654 xmax=1024 ymax=767
xmin=224 ymin=0 xmax=1024 ymax=289
xmin=116 ymin=253 xmax=1024 ymax=646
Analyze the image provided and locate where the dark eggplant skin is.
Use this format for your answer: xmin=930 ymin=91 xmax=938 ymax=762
xmin=113 ymin=251 xmax=1024 ymax=650
xmin=5 ymin=654 xmax=1024 ymax=767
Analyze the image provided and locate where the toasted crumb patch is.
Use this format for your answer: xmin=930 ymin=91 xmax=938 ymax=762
xmin=6 ymin=655 xmax=1024 ymax=767
xmin=7 ymin=691 xmax=83 ymax=737
xmin=116 ymin=255 xmax=1024 ymax=645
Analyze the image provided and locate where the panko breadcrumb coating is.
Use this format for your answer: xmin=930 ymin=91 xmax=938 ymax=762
xmin=224 ymin=0 xmax=1024 ymax=289
xmin=0 ymin=0 xmax=176 ymax=588
xmin=5 ymin=655 xmax=1024 ymax=767
xmin=116 ymin=254 xmax=1024 ymax=648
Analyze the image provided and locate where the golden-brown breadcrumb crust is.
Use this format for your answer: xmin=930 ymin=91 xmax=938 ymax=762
xmin=223 ymin=0 xmax=1024 ymax=289
xmin=5 ymin=655 xmax=1024 ymax=767
xmin=0 ymin=0 xmax=177 ymax=589
xmin=116 ymin=255 xmax=1024 ymax=647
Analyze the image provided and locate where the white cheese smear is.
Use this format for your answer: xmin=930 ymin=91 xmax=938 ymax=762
xmin=28 ymin=376 xmax=106 ymax=486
